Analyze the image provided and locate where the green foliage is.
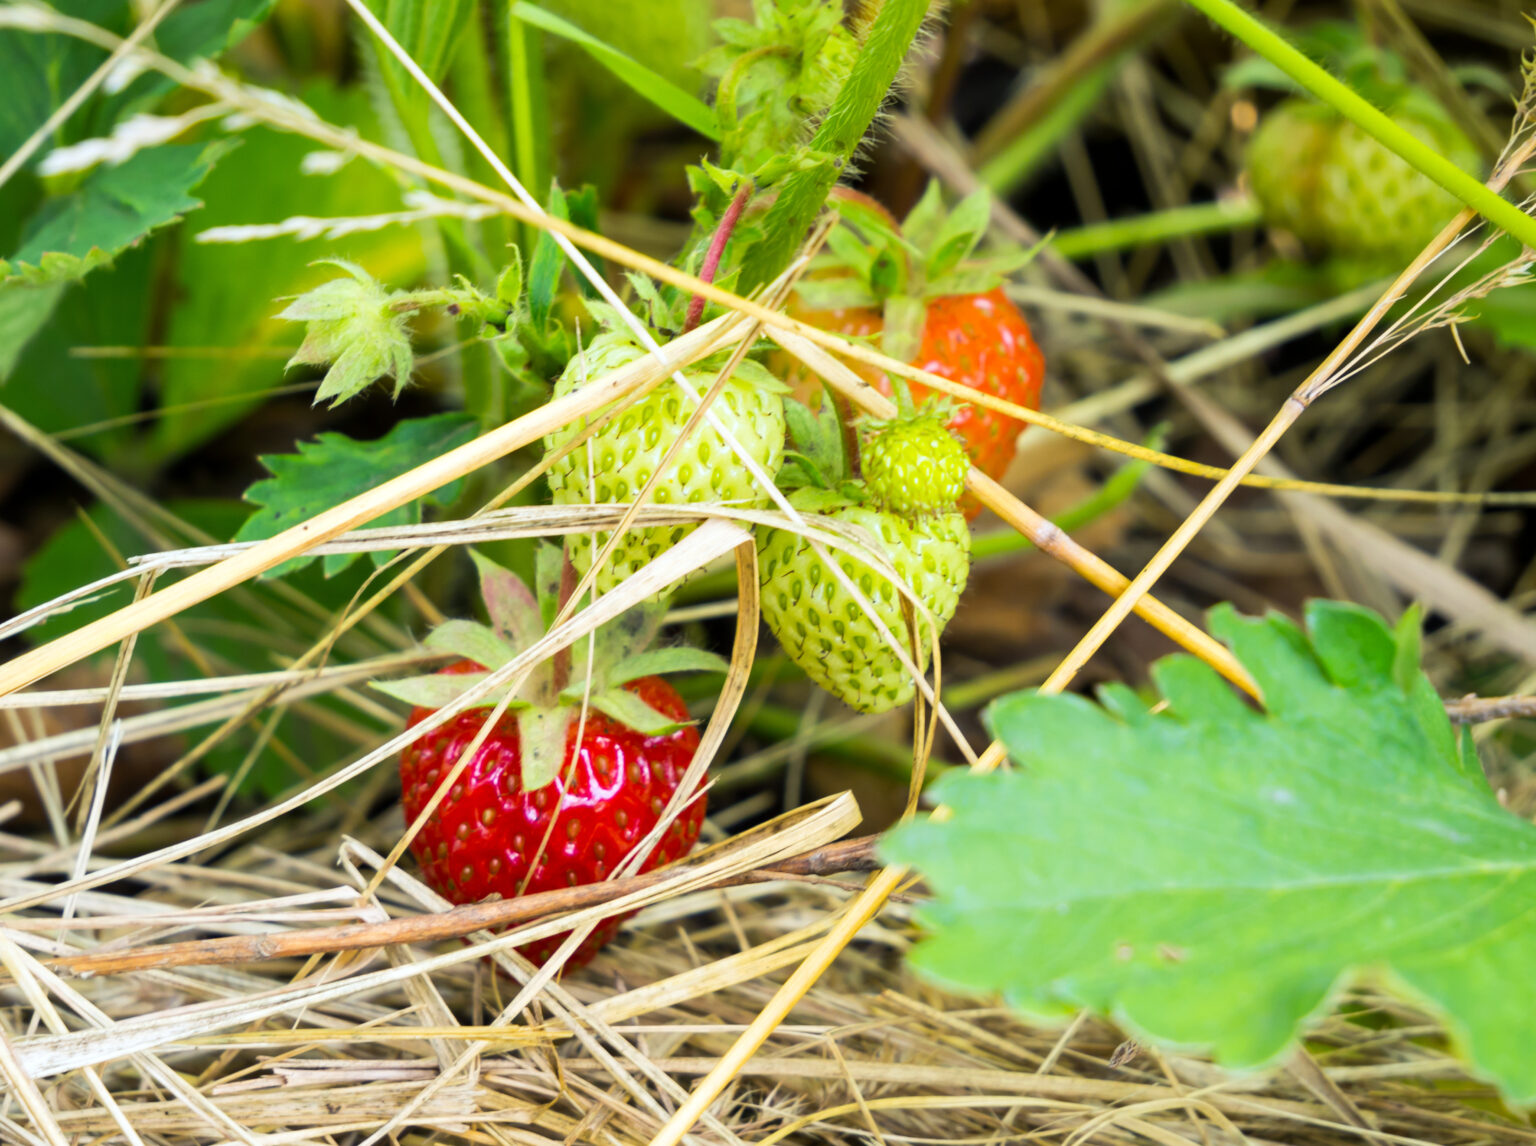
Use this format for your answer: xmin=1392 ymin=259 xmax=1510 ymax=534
xmin=0 ymin=0 xmax=274 ymax=159
xmin=1 ymin=245 xmax=155 ymax=461
xmin=883 ymin=601 xmax=1536 ymax=1102
xmin=235 ymin=412 xmax=479 ymax=578
xmin=512 ymin=2 xmax=718 ymax=140
xmin=0 ymin=141 xmax=232 ymax=287
xmin=150 ymin=84 xmax=427 ymax=465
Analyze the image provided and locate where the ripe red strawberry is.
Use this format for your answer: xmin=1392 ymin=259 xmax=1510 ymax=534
xmin=397 ymin=665 xmax=704 ymax=967
xmin=783 ymin=184 xmax=1046 ymax=517
xmin=375 ymin=547 xmax=722 ymax=970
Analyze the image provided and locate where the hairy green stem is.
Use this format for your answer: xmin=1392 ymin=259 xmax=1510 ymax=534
xmin=1182 ymin=0 xmax=1536 ymax=250
xmin=738 ymin=0 xmax=930 ymax=292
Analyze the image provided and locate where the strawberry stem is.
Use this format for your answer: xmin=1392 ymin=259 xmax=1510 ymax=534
xmin=682 ymin=180 xmax=753 ymax=335
xmin=552 ymin=553 xmax=576 ymax=693
xmin=832 ymin=390 xmax=862 ymax=480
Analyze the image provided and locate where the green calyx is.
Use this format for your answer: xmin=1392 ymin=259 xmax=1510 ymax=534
xmin=862 ymin=412 xmax=969 ymax=518
xmin=280 ymin=259 xmax=518 ymax=408
xmin=793 ymin=182 xmax=1045 ymax=362
xmin=372 ymin=545 xmax=727 ymax=788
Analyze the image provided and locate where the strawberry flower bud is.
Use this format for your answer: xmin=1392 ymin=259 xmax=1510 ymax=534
xmin=279 ymin=259 xmax=415 ymax=407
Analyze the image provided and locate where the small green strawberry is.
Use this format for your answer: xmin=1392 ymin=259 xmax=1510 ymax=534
xmin=1237 ymin=30 xmax=1482 ymax=264
xmin=862 ymin=411 xmax=969 ymax=518
xmin=757 ymin=488 xmax=971 ymax=713
xmin=543 ymin=324 xmax=787 ymax=593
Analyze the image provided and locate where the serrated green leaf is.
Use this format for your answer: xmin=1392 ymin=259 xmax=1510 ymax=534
xmin=512 ymin=2 xmax=719 ymax=140
xmin=883 ymin=602 xmax=1536 ymax=1101
xmin=235 ymin=412 xmax=477 ymax=578
xmin=0 ymin=141 xmax=231 ymax=288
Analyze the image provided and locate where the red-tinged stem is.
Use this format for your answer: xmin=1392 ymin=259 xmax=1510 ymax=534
xmin=832 ymin=390 xmax=862 ymax=480
xmin=552 ymin=553 xmax=576 ymax=693
xmin=682 ymin=181 xmax=754 ymax=335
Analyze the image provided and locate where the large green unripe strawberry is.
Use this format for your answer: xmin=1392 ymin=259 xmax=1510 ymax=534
xmin=1246 ymin=96 xmax=1481 ymax=263
xmin=757 ymin=490 xmax=971 ymax=713
xmin=544 ymin=330 xmax=787 ymax=593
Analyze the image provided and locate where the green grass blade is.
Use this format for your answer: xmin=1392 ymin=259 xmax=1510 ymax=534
xmin=510 ymin=2 xmax=719 ymax=141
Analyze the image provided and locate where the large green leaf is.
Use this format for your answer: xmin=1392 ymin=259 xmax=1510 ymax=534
xmin=0 ymin=0 xmax=276 ymax=164
xmin=1 ymin=243 xmax=156 ymax=459
xmin=234 ymin=412 xmax=479 ymax=578
xmin=883 ymin=600 xmax=1536 ymax=1102
xmin=0 ymin=0 xmax=129 ymax=159
xmin=0 ymin=140 xmax=231 ymax=286
xmin=150 ymin=84 xmax=426 ymax=465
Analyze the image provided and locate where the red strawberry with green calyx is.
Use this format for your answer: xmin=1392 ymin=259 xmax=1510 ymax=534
xmin=781 ymin=182 xmax=1046 ymax=519
xmin=374 ymin=545 xmax=724 ymax=969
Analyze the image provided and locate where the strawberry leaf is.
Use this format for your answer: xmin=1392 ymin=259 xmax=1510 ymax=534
xmin=883 ymin=600 xmax=1536 ymax=1102
xmin=235 ymin=413 xmax=477 ymax=578
xmin=1 ymin=141 xmax=232 ymax=288
xmin=517 ymin=706 xmax=572 ymax=790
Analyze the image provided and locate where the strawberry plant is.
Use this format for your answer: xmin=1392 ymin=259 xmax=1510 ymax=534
xmin=4 ymin=1 xmax=1536 ymax=1144
xmin=783 ymin=183 xmax=1047 ymax=515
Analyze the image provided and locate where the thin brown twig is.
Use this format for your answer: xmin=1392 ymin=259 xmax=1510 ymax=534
xmin=34 ymin=836 xmax=880 ymax=980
